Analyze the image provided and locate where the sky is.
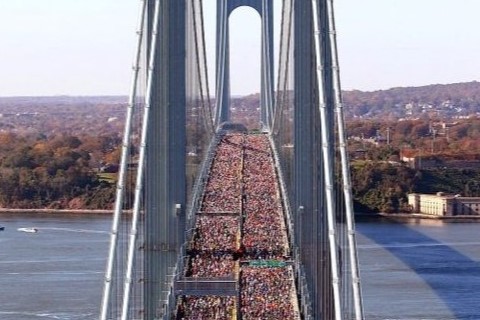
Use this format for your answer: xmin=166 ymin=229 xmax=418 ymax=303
xmin=1 ymin=0 xmax=480 ymax=96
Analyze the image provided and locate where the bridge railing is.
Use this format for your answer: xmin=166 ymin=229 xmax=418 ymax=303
xmin=186 ymin=132 xmax=221 ymax=224
xmin=270 ymin=136 xmax=315 ymax=319
xmin=269 ymin=135 xmax=296 ymax=250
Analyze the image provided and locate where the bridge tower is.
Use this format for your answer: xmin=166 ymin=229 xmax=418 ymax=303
xmin=215 ymin=0 xmax=274 ymax=129
xmin=100 ymin=1 xmax=189 ymax=319
xmin=101 ymin=1 xmax=364 ymax=319
xmin=273 ymin=0 xmax=364 ymax=318
xmin=142 ymin=2 xmax=187 ymax=319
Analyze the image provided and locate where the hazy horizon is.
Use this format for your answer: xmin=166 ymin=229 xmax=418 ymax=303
xmin=1 ymin=79 xmax=478 ymax=99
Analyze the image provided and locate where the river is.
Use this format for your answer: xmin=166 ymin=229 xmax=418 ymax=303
xmin=0 ymin=214 xmax=479 ymax=319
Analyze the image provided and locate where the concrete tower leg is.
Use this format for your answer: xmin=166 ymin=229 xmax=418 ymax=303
xmin=144 ymin=1 xmax=186 ymax=318
xmin=293 ymin=0 xmax=336 ymax=318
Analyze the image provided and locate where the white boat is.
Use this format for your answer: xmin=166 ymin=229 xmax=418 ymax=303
xmin=17 ymin=227 xmax=38 ymax=233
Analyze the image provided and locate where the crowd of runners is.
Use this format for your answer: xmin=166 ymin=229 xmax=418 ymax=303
xmin=177 ymin=133 xmax=298 ymax=320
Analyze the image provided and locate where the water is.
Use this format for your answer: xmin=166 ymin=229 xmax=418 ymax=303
xmin=0 ymin=214 xmax=110 ymax=320
xmin=357 ymin=217 xmax=480 ymax=320
xmin=0 ymin=214 xmax=479 ymax=319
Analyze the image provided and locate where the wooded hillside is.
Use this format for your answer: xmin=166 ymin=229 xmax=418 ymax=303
xmin=2 ymin=81 xmax=480 ymax=212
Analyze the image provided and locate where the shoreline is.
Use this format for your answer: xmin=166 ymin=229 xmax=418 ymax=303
xmin=1 ymin=209 xmax=479 ymax=222
xmin=356 ymin=212 xmax=480 ymax=222
xmin=0 ymin=208 xmax=113 ymax=215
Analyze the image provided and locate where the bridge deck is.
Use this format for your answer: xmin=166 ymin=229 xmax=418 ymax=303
xmin=175 ymin=133 xmax=300 ymax=319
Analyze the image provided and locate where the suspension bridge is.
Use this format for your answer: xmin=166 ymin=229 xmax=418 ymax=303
xmin=99 ymin=0 xmax=363 ymax=319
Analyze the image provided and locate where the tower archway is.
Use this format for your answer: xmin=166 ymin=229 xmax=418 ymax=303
xmin=215 ymin=0 xmax=274 ymax=129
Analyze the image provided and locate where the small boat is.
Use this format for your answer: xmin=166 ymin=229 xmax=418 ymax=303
xmin=0 ymin=226 xmax=4 ymax=231
xmin=17 ymin=227 xmax=38 ymax=233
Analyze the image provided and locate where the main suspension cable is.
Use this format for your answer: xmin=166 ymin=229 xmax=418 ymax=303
xmin=310 ymin=0 xmax=343 ymax=318
xmin=326 ymin=0 xmax=364 ymax=317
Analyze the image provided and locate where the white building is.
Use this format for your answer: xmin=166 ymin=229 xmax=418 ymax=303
xmin=408 ymin=192 xmax=480 ymax=216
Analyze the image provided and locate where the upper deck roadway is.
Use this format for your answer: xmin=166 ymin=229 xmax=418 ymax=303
xmin=174 ymin=132 xmax=300 ymax=319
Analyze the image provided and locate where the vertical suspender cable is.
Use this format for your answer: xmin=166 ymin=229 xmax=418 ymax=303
xmin=310 ymin=0 xmax=342 ymax=319
xmin=275 ymin=0 xmax=294 ymax=137
xmin=120 ymin=0 xmax=161 ymax=318
xmin=99 ymin=1 xmax=147 ymax=319
xmin=326 ymin=0 xmax=364 ymax=318
xmin=191 ymin=0 xmax=214 ymax=135
xmin=267 ymin=0 xmax=274 ymax=130
xmin=271 ymin=0 xmax=285 ymax=134
xmin=215 ymin=0 xmax=228 ymax=128
xmin=190 ymin=0 xmax=206 ymax=130
xmin=198 ymin=0 xmax=215 ymax=134
xmin=261 ymin=1 xmax=268 ymax=129
xmin=261 ymin=0 xmax=273 ymax=130
xmin=271 ymin=0 xmax=291 ymax=134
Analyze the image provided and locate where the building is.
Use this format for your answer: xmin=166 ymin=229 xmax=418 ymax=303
xmin=401 ymin=150 xmax=480 ymax=170
xmin=408 ymin=192 xmax=480 ymax=216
